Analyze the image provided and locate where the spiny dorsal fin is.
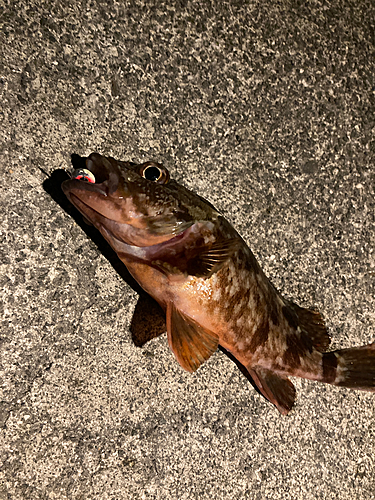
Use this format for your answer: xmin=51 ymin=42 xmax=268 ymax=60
xmin=248 ymin=367 xmax=296 ymax=415
xmin=166 ymin=303 xmax=219 ymax=372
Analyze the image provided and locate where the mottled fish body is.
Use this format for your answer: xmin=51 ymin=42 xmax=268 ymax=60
xmin=62 ymin=153 xmax=375 ymax=414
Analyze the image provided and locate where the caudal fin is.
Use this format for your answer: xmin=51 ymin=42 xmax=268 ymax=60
xmin=322 ymin=342 xmax=375 ymax=391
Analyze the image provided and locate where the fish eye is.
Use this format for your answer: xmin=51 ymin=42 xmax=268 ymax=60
xmin=140 ymin=163 xmax=170 ymax=184
xmin=143 ymin=166 xmax=162 ymax=181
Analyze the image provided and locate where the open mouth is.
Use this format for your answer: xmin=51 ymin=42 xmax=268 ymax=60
xmin=79 ymin=154 xmax=111 ymax=184
xmin=69 ymin=153 xmax=111 ymax=185
xmin=63 ymin=153 xmax=123 ymax=198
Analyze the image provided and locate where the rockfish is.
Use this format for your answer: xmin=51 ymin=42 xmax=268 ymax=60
xmin=61 ymin=153 xmax=375 ymax=414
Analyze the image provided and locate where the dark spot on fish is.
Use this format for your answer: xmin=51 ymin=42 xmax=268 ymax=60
xmin=252 ymin=290 xmax=262 ymax=311
xmin=282 ymin=340 xmax=301 ymax=367
xmin=282 ymin=306 xmax=298 ymax=329
xmin=300 ymin=332 xmax=314 ymax=354
xmin=252 ymin=272 xmax=280 ymax=328
xmin=268 ymin=301 xmax=280 ymax=327
xmin=283 ymin=331 xmax=314 ymax=367
xmin=248 ymin=317 xmax=269 ymax=352
xmin=223 ymin=289 xmax=250 ymax=324
xmin=322 ymin=351 xmax=338 ymax=383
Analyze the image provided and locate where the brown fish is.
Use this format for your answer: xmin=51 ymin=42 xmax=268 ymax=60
xmin=62 ymin=153 xmax=375 ymax=414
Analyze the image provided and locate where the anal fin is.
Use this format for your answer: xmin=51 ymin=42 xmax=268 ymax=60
xmin=248 ymin=367 xmax=296 ymax=415
xmin=167 ymin=303 xmax=219 ymax=372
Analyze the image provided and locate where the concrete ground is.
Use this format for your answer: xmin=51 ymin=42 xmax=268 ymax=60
xmin=1 ymin=0 xmax=374 ymax=498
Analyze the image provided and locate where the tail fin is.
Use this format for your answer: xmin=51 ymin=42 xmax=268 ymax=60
xmin=322 ymin=342 xmax=375 ymax=391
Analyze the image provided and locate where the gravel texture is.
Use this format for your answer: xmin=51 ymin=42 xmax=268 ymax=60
xmin=1 ymin=0 xmax=375 ymax=499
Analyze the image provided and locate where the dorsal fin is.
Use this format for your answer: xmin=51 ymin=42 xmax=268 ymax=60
xmin=284 ymin=302 xmax=331 ymax=352
xmin=166 ymin=303 xmax=219 ymax=372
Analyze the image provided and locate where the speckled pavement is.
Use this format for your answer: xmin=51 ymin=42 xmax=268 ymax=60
xmin=1 ymin=1 xmax=375 ymax=499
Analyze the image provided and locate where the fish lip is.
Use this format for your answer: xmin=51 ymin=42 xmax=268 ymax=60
xmin=62 ymin=177 xmax=109 ymax=199
xmin=86 ymin=153 xmax=121 ymax=193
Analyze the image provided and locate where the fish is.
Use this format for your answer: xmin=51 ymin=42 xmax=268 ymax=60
xmin=61 ymin=153 xmax=375 ymax=415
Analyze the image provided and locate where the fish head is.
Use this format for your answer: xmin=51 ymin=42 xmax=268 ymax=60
xmin=62 ymin=153 xmax=219 ymax=248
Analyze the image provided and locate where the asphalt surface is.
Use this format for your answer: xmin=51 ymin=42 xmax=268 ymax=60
xmin=1 ymin=0 xmax=375 ymax=499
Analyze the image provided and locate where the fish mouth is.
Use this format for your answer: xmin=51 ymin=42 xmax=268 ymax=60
xmin=62 ymin=153 xmax=127 ymax=199
xmin=68 ymin=191 xmax=106 ymax=221
xmin=61 ymin=153 xmax=134 ymax=225
xmin=61 ymin=153 xmax=129 ymax=238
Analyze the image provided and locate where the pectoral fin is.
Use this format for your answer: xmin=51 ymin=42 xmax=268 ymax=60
xmin=187 ymin=238 xmax=242 ymax=277
xmin=166 ymin=303 xmax=219 ymax=372
xmin=248 ymin=367 xmax=296 ymax=415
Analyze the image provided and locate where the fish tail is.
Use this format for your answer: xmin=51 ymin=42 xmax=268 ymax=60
xmin=322 ymin=342 xmax=375 ymax=391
